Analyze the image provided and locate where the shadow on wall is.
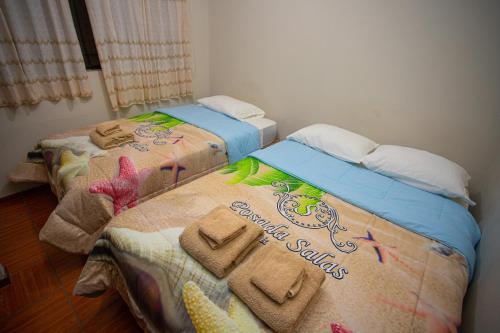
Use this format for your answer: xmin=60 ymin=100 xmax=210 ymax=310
xmin=461 ymin=156 xmax=500 ymax=333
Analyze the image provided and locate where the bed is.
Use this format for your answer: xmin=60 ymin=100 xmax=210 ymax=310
xmin=74 ymin=139 xmax=480 ymax=333
xmin=28 ymin=103 xmax=277 ymax=254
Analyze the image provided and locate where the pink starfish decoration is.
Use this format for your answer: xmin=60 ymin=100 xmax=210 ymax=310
xmin=377 ymin=291 xmax=460 ymax=333
xmin=331 ymin=322 xmax=353 ymax=333
xmin=89 ymin=156 xmax=155 ymax=215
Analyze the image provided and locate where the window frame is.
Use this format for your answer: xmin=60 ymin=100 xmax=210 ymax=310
xmin=68 ymin=0 xmax=101 ymax=70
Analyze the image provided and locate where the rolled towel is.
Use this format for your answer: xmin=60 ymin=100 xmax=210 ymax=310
xmin=251 ymin=245 xmax=305 ymax=304
xmin=228 ymin=243 xmax=325 ymax=333
xmin=179 ymin=210 xmax=264 ymax=278
xmin=198 ymin=206 xmax=247 ymax=249
xmin=96 ymin=121 xmax=121 ymax=136
xmin=89 ymin=129 xmax=135 ymax=150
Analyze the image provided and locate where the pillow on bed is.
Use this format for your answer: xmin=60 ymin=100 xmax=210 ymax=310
xmin=197 ymin=95 xmax=265 ymax=120
xmin=362 ymin=145 xmax=474 ymax=206
xmin=287 ymin=124 xmax=378 ymax=163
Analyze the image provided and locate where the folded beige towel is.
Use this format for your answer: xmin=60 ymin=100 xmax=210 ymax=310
xmin=89 ymin=129 xmax=135 ymax=150
xmin=96 ymin=121 xmax=121 ymax=136
xmin=179 ymin=212 xmax=263 ymax=278
xmin=228 ymin=243 xmax=325 ymax=333
xmin=251 ymin=245 xmax=305 ymax=304
xmin=198 ymin=206 xmax=247 ymax=249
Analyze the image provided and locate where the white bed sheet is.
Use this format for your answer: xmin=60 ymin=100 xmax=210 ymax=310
xmin=243 ymin=117 xmax=278 ymax=147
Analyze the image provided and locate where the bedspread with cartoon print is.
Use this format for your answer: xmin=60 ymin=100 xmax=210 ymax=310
xmin=39 ymin=111 xmax=229 ymax=254
xmin=74 ymin=147 xmax=478 ymax=332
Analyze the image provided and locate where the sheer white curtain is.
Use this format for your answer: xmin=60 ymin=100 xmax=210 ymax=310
xmin=86 ymin=0 xmax=193 ymax=111
xmin=0 ymin=0 xmax=91 ymax=108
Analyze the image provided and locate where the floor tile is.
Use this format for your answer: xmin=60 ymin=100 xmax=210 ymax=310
xmin=44 ymin=243 xmax=88 ymax=293
xmin=0 ymin=193 xmax=30 ymax=224
xmin=0 ymin=290 xmax=80 ymax=332
xmin=0 ymin=259 xmax=59 ymax=318
xmin=0 ymin=236 xmax=46 ymax=274
xmin=0 ymin=186 xmax=140 ymax=332
xmin=81 ymin=292 xmax=142 ymax=333
xmin=24 ymin=185 xmax=58 ymax=233
xmin=0 ymin=194 xmax=42 ymax=274
xmin=73 ymin=290 xmax=119 ymax=325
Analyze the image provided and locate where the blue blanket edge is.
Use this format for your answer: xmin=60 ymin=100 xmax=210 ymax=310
xmin=156 ymin=104 xmax=261 ymax=164
xmin=250 ymin=140 xmax=481 ymax=281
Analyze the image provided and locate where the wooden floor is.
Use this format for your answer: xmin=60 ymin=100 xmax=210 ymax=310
xmin=0 ymin=185 xmax=142 ymax=332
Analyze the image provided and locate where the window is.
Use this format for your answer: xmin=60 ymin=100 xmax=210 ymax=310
xmin=68 ymin=0 xmax=101 ymax=70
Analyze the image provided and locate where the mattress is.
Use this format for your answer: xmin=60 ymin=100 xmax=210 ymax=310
xmin=74 ymin=140 xmax=479 ymax=333
xmin=158 ymin=105 xmax=261 ymax=163
xmin=243 ymin=117 xmax=278 ymax=147
xmin=36 ymin=107 xmax=265 ymax=254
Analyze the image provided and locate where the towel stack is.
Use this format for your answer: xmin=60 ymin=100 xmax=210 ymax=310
xmin=250 ymin=245 xmax=306 ymax=304
xmin=228 ymin=243 xmax=325 ymax=333
xmin=179 ymin=206 xmax=264 ymax=278
xmin=180 ymin=206 xmax=325 ymax=332
xmin=90 ymin=121 xmax=135 ymax=149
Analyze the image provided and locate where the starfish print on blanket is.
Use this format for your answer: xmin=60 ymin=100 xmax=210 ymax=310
xmin=160 ymin=158 xmax=186 ymax=187
xmin=89 ymin=156 xmax=155 ymax=215
xmin=331 ymin=322 xmax=354 ymax=333
xmin=182 ymin=281 xmax=260 ymax=333
xmin=353 ymin=230 xmax=395 ymax=263
xmin=377 ymin=291 xmax=460 ymax=333
xmin=353 ymin=230 xmax=421 ymax=276
xmin=168 ymin=134 xmax=184 ymax=145
xmin=58 ymin=150 xmax=90 ymax=191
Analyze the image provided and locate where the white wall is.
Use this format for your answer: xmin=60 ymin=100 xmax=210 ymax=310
xmin=2 ymin=0 xmax=498 ymax=328
xmin=2 ymin=0 xmax=500 ymax=196
xmin=208 ymin=0 xmax=500 ymax=193
xmin=206 ymin=2 xmax=500 ymax=329
xmin=0 ymin=0 xmax=211 ymax=198
xmin=462 ymin=156 xmax=500 ymax=332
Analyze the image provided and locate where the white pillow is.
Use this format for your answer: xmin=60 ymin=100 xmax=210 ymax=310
xmin=197 ymin=95 xmax=265 ymax=120
xmin=287 ymin=124 xmax=379 ymax=163
xmin=362 ymin=145 xmax=474 ymax=205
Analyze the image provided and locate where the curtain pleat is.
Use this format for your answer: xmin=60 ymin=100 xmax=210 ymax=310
xmin=86 ymin=0 xmax=193 ymax=111
xmin=0 ymin=0 xmax=91 ymax=108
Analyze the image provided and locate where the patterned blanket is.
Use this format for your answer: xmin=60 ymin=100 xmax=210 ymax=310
xmin=74 ymin=157 xmax=469 ymax=332
xmin=39 ymin=112 xmax=228 ymax=253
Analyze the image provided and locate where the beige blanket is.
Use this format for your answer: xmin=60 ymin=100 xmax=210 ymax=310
xmin=74 ymin=158 xmax=469 ymax=333
xmin=38 ymin=112 xmax=228 ymax=253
